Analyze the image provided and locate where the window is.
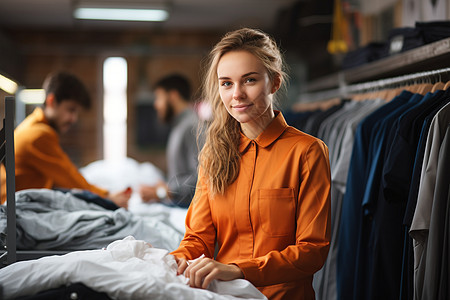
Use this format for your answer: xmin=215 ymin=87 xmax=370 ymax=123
xmin=103 ymin=57 xmax=127 ymax=160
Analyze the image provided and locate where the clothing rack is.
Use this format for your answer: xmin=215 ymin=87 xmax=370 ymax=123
xmin=299 ymin=37 xmax=450 ymax=104
xmin=344 ymin=67 xmax=450 ymax=95
xmin=0 ymin=96 xmax=16 ymax=267
xmin=297 ymin=67 xmax=450 ymax=105
xmin=298 ymin=71 xmax=450 ymax=300
xmin=306 ymin=37 xmax=450 ymax=93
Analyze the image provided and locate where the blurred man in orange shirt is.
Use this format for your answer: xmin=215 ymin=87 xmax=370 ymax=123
xmin=1 ymin=71 xmax=130 ymax=207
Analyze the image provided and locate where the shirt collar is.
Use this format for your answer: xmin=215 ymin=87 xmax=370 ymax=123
xmin=239 ymin=110 xmax=288 ymax=153
xmin=32 ymin=107 xmax=49 ymax=125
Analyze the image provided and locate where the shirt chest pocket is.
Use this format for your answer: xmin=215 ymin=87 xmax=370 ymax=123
xmin=258 ymin=188 xmax=296 ymax=237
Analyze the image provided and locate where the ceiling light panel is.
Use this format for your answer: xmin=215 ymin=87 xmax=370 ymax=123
xmin=73 ymin=0 xmax=169 ymax=22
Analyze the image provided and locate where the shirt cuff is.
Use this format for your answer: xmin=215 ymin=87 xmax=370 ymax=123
xmin=233 ymin=259 xmax=260 ymax=281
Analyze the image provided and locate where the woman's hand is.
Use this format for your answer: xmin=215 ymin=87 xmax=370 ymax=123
xmin=175 ymin=256 xmax=189 ymax=275
xmin=182 ymin=257 xmax=244 ymax=289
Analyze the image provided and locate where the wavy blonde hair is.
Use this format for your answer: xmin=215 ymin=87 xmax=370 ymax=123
xmin=199 ymin=28 xmax=287 ymax=195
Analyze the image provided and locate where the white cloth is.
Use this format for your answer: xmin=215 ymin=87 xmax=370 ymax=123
xmin=80 ymin=157 xmax=165 ymax=193
xmin=80 ymin=157 xmax=188 ymax=233
xmin=0 ymin=236 xmax=267 ymax=300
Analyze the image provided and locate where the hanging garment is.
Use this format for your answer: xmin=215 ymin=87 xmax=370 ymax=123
xmin=303 ymin=100 xmax=346 ymax=137
xmin=410 ymin=98 xmax=450 ymax=300
xmin=422 ymin=121 xmax=450 ymax=300
xmin=366 ymin=90 xmax=449 ymax=300
xmin=332 ymin=99 xmax=386 ymax=193
xmin=336 ymin=91 xmax=414 ymax=300
xmin=382 ymin=90 xmax=445 ymax=203
xmin=401 ymin=90 xmax=450 ymax=300
xmin=291 ymin=71 xmax=450 ymax=300
xmin=352 ymin=93 xmax=424 ymax=300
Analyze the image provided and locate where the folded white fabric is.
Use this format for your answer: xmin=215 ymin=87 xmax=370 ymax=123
xmin=0 ymin=236 xmax=267 ymax=300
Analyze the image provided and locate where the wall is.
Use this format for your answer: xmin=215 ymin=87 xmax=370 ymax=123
xmin=2 ymin=28 xmax=222 ymax=174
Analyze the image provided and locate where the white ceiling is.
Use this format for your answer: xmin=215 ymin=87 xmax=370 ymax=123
xmin=0 ymin=0 xmax=298 ymax=31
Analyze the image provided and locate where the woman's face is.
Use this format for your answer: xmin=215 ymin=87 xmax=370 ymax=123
xmin=217 ymin=50 xmax=276 ymax=133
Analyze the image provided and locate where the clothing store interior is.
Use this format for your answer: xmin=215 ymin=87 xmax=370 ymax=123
xmin=0 ymin=0 xmax=449 ymax=299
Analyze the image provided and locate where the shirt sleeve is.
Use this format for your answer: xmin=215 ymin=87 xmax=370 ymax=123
xmin=234 ymin=140 xmax=332 ymax=286
xmin=27 ymin=129 xmax=109 ymax=198
xmin=167 ymin=127 xmax=199 ymax=207
xmin=170 ymin=168 xmax=216 ymax=260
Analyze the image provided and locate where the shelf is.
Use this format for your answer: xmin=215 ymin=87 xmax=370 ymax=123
xmin=306 ymin=37 xmax=450 ymax=92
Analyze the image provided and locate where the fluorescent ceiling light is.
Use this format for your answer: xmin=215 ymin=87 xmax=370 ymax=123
xmin=0 ymin=74 xmax=18 ymax=94
xmin=17 ymin=89 xmax=45 ymax=104
xmin=74 ymin=7 xmax=169 ymax=22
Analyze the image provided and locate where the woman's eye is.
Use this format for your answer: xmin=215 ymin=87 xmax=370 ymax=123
xmin=245 ymin=78 xmax=256 ymax=83
xmin=221 ymin=81 xmax=232 ymax=87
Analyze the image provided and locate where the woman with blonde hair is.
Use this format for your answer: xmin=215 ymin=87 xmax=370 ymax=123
xmin=171 ymin=27 xmax=331 ymax=300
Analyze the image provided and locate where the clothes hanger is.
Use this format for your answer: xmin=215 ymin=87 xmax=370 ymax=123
xmin=351 ymin=91 xmax=365 ymax=101
xmin=417 ymin=73 xmax=433 ymax=95
xmin=374 ymin=83 xmax=389 ymax=100
xmin=441 ymin=70 xmax=450 ymax=90
xmin=386 ymin=86 xmax=401 ymax=100
xmin=368 ymin=84 xmax=383 ymax=100
xmin=407 ymin=73 xmax=431 ymax=95
xmin=413 ymin=73 xmax=430 ymax=94
xmin=431 ymin=81 xmax=445 ymax=92
xmin=319 ymin=97 xmax=341 ymax=110
xmin=444 ymin=80 xmax=450 ymax=90
xmin=363 ymin=87 xmax=376 ymax=100
xmin=431 ymin=72 xmax=445 ymax=92
xmin=417 ymin=83 xmax=433 ymax=95
xmin=405 ymin=76 xmax=420 ymax=94
xmin=351 ymin=92 xmax=361 ymax=101
xmin=386 ymin=81 xmax=398 ymax=100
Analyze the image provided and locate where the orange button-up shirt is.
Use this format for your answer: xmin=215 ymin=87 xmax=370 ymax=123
xmin=1 ymin=107 xmax=108 ymax=204
xmin=171 ymin=111 xmax=331 ymax=300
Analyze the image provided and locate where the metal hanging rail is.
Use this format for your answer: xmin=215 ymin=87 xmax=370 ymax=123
xmin=344 ymin=67 xmax=450 ymax=94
